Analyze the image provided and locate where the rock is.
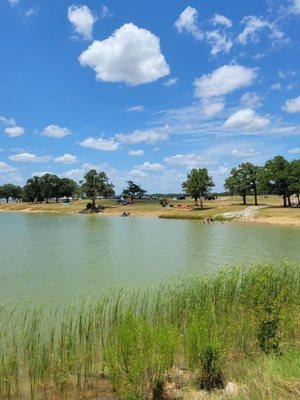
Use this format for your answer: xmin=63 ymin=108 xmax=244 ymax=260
xmin=225 ymin=382 xmax=239 ymax=397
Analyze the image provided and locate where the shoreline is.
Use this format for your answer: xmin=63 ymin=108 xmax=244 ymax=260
xmin=1 ymin=207 xmax=299 ymax=227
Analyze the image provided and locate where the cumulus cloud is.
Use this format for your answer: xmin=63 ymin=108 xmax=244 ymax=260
xmin=126 ymin=105 xmax=145 ymax=112
xmin=194 ymin=64 xmax=256 ymax=98
xmin=282 ymin=95 xmax=300 ymax=113
xmin=54 ymin=153 xmax=78 ymax=164
xmin=223 ymin=109 xmax=270 ymax=131
xmin=164 ymin=154 xmax=217 ymax=168
xmin=1 ymin=116 xmax=25 ymax=137
xmin=288 ymin=147 xmax=300 ymax=154
xmin=0 ymin=161 xmax=17 ymax=173
xmin=163 ymin=78 xmax=178 ymax=87
xmin=41 ymin=124 xmax=71 ymax=138
xmin=206 ymin=30 xmax=232 ymax=56
xmin=212 ymin=14 xmax=233 ymax=28
xmin=4 ymin=126 xmax=25 ymax=137
xmin=67 ymin=5 xmax=96 ymax=41
xmin=116 ymin=125 xmax=170 ymax=144
xmin=128 ymin=149 xmax=144 ymax=156
xmin=79 ymin=23 xmax=170 ymax=86
xmin=135 ymin=161 xmax=164 ymax=171
xmin=174 ymin=6 xmax=202 ymax=40
xmin=9 ymin=152 xmax=51 ymax=163
xmin=79 ymin=136 xmax=119 ymax=151
xmin=240 ymin=91 xmax=262 ymax=108
xmin=237 ymin=16 xmax=285 ymax=46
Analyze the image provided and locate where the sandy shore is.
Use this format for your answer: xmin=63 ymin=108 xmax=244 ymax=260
xmin=1 ymin=205 xmax=299 ymax=226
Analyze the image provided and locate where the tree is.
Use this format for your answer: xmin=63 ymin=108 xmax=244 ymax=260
xmin=0 ymin=184 xmax=22 ymax=203
xmin=81 ymin=169 xmax=115 ymax=208
xmin=290 ymin=159 xmax=300 ymax=205
xmin=225 ymin=166 xmax=249 ymax=205
xmin=122 ymin=181 xmax=146 ymax=203
xmin=59 ymin=178 xmax=78 ymax=199
xmin=225 ymin=163 xmax=261 ymax=205
xmin=262 ymin=156 xmax=293 ymax=207
xmin=182 ymin=168 xmax=214 ymax=209
xmin=22 ymin=176 xmax=43 ymax=202
xmin=39 ymin=174 xmax=61 ymax=203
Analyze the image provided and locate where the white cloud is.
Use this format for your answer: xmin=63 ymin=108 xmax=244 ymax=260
xmin=116 ymin=125 xmax=170 ymax=144
xmin=9 ymin=152 xmax=51 ymax=163
xmin=271 ymin=83 xmax=282 ymax=90
xmin=201 ymin=98 xmax=225 ymax=117
xmin=24 ymin=7 xmax=39 ymax=17
xmin=164 ymin=154 xmax=217 ymax=168
xmin=54 ymin=153 xmax=78 ymax=164
xmin=240 ymin=91 xmax=262 ymax=108
xmin=4 ymin=126 xmax=25 ymax=137
xmin=41 ymin=124 xmax=71 ymax=138
xmin=60 ymin=168 xmax=83 ymax=180
xmin=231 ymin=148 xmax=261 ymax=158
xmin=79 ymin=136 xmax=119 ymax=151
xmin=128 ymin=149 xmax=144 ymax=156
xmin=206 ymin=30 xmax=232 ymax=56
xmin=128 ymin=169 xmax=148 ymax=179
xmin=163 ymin=78 xmax=178 ymax=87
xmin=1 ymin=116 xmax=25 ymax=137
xmin=237 ymin=16 xmax=285 ymax=46
xmin=282 ymin=95 xmax=300 ymax=113
xmin=126 ymin=105 xmax=145 ymax=112
xmin=67 ymin=5 xmax=96 ymax=41
xmin=194 ymin=64 xmax=256 ymax=98
xmin=0 ymin=161 xmax=17 ymax=173
xmin=79 ymin=23 xmax=170 ymax=86
xmin=174 ymin=6 xmax=203 ymax=40
xmin=223 ymin=109 xmax=270 ymax=131
xmin=288 ymin=147 xmax=300 ymax=154
xmin=8 ymin=0 xmax=19 ymax=6
xmin=135 ymin=161 xmax=164 ymax=171
xmin=292 ymin=0 xmax=300 ymax=13
xmin=0 ymin=116 xmax=16 ymax=126
xmin=212 ymin=14 xmax=233 ymax=28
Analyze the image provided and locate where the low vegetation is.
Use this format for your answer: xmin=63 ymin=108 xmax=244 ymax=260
xmin=0 ymin=261 xmax=299 ymax=399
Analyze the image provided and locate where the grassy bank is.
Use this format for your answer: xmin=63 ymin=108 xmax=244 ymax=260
xmin=0 ymin=261 xmax=299 ymax=399
xmin=0 ymin=196 xmax=299 ymax=225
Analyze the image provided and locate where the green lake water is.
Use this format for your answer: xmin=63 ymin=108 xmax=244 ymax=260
xmin=0 ymin=213 xmax=299 ymax=306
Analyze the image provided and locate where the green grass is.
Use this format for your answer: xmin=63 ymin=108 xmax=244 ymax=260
xmin=0 ymin=261 xmax=299 ymax=399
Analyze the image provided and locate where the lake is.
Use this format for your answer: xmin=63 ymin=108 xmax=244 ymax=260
xmin=0 ymin=212 xmax=299 ymax=305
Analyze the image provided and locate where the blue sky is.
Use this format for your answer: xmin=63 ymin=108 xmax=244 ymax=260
xmin=0 ymin=0 xmax=299 ymax=193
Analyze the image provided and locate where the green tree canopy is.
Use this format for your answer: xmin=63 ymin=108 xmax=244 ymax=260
xmin=262 ymin=156 xmax=293 ymax=207
xmin=122 ymin=181 xmax=146 ymax=202
xmin=225 ymin=163 xmax=261 ymax=205
xmin=290 ymin=159 xmax=300 ymax=205
xmin=182 ymin=168 xmax=214 ymax=209
xmin=81 ymin=169 xmax=115 ymax=207
xmin=0 ymin=184 xmax=22 ymax=203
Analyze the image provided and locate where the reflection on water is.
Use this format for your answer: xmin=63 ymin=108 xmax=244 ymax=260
xmin=0 ymin=213 xmax=299 ymax=305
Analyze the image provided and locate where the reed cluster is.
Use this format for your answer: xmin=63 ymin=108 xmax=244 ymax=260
xmin=0 ymin=261 xmax=299 ymax=399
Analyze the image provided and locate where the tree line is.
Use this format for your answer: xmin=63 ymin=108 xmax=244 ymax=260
xmin=183 ymin=156 xmax=299 ymax=208
xmin=0 ymin=156 xmax=299 ymax=208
